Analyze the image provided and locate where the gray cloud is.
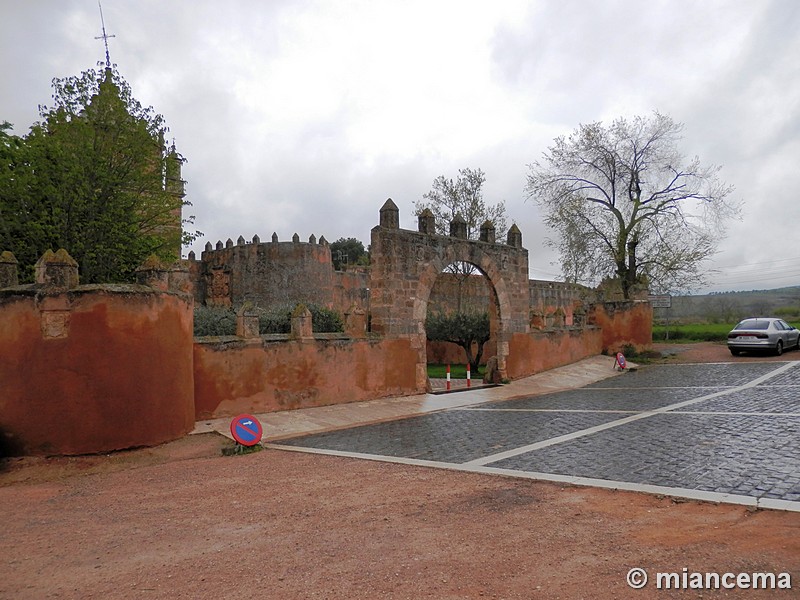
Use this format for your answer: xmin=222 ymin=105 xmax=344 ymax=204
xmin=2 ymin=0 xmax=798 ymax=292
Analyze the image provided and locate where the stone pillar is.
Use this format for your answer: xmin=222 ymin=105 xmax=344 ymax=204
xmin=35 ymin=249 xmax=79 ymax=289
xmin=418 ymin=208 xmax=436 ymax=235
xmin=0 ymin=251 xmax=19 ymax=288
xmin=136 ymin=255 xmax=170 ymax=291
xmin=379 ymin=198 xmax=399 ymax=229
xmin=236 ymin=302 xmax=260 ymax=339
xmin=291 ymin=304 xmax=313 ymax=339
xmin=449 ymin=214 xmax=467 ymax=239
xmin=344 ymin=305 xmax=367 ymax=338
xmin=506 ymin=224 xmax=522 ymax=248
xmin=479 ymin=220 xmax=496 ymax=243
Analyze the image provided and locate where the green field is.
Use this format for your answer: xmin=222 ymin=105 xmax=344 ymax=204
xmin=427 ymin=364 xmax=486 ymax=379
xmin=653 ymin=320 xmax=800 ymax=342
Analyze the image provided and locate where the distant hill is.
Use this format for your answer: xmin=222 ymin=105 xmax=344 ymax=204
xmin=654 ymin=286 xmax=800 ymax=323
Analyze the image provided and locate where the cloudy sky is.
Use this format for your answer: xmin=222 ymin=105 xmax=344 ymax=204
xmin=2 ymin=0 xmax=799 ymax=293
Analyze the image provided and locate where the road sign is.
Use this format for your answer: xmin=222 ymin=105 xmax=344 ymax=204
xmin=230 ymin=414 xmax=263 ymax=446
xmin=615 ymin=352 xmax=627 ymax=370
xmin=648 ymin=295 xmax=672 ymax=308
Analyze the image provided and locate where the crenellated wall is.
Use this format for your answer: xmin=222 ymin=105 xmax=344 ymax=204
xmin=196 ymin=235 xmax=335 ymax=308
xmin=0 ymin=201 xmax=653 ymax=456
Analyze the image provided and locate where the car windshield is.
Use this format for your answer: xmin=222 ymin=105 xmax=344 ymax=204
xmin=734 ymin=319 xmax=770 ymax=330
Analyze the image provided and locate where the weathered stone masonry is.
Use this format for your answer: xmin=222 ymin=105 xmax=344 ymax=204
xmin=0 ymin=200 xmax=652 ymax=456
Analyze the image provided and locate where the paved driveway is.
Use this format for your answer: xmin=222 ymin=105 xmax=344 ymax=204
xmin=273 ymin=361 xmax=800 ymax=511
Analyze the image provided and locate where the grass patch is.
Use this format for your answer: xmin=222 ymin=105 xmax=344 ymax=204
xmin=653 ymin=320 xmax=800 ymax=343
xmin=221 ymin=443 xmax=263 ymax=456
xmin=427 ymin=363 xmax=486 ymax=379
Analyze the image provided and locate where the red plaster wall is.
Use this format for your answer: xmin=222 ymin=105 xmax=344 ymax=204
xmin=193 ymin=336 xmax=418 ymax=419
xmin=590 ymin=301 xmax=653 ymax=353
xmin=0 ymin=288 xmax=195 ymax=456
xmin=505 ymin=328 xmax=604 ymax=380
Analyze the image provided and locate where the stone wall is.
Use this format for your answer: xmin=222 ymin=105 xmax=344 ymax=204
xmin=0 ymin=273 xmax=195 ymax=456
xmin=529 ymin=280 xmax=597 ymax=328
xmin=506 ymin=327 xmax=604 ymax=379
xmin=193 ymin=335 xmax=418 ymax=419
xmin=195 ymin=235 xmax=336 ymax=309
xmin=369 ymin=199 xmax=530 ymax=388
xmin=590 ymin=300 xmax=654 ymax=353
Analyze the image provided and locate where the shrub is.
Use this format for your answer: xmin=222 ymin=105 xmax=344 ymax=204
xmin=193 ymin=305 xmax=237 ymax=336
xmin=194 ymin=303 xmax=345 ymax=336
xmin=257 ymin=306 xmax=292 ymax=334
xmin=308 ymin=305 xmax=344 ymax=333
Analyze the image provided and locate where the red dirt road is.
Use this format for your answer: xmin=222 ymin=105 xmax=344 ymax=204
xmin=1 ymin=343 xmax=799 ymax=599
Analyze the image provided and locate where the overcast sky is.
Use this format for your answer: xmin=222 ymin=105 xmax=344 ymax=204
xmin=2 ymin=0 xmax=799 ymax=293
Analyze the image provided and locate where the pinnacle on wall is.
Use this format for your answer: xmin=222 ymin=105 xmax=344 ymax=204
xmin=0 ymin=250 xmax=19 ymax=288
xmin=379 ymin=198 xmax=399 ymax=229
xmin=34 ymin=248 xmax=80 ymax=290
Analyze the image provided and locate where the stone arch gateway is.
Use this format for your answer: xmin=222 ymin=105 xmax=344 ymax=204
xmin=369 ymin=199 xmax=530 ymax=390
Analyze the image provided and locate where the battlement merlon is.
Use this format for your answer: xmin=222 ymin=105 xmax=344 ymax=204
xmin=376 ymin=198 xmax=526 ymax=252
xmin=199 ymin=233 xmax=332 ymax=261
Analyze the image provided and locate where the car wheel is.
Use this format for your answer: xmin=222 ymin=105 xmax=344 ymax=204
xmin=730 ymin=348 xmax=740 ymax=356
xmin=775 ymin=340 xmax=783 ymax=356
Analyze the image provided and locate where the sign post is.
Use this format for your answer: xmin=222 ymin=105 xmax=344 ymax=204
xmin=230 ymin=414 xmax=263 ymax=447
xmin=649 ymin=295 xmax=673 ymax=340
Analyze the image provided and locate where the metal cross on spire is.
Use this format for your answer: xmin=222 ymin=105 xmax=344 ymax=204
xmin=95 ymin=1 xmax=115 ymax=68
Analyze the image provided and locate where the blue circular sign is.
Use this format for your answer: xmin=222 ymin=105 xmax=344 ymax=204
xmin=616 ymin=352 xmax=627 ymax=369
xmin=230 ymin=414 xmax=263 ymax=446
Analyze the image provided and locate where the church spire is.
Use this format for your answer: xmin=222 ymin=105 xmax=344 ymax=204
xmin=95 ymin=1 xmax=115 ymax=69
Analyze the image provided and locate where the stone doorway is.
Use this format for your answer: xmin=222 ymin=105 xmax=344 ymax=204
xmin=369 ymin=199 xmax=530 ymax=392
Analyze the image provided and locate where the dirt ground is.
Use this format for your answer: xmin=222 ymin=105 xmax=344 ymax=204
xmin=1 ymin=342 xmax=799 ymax=599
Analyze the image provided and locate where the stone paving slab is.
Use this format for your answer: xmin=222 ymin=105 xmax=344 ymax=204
xmin=683 ymin=386 xmax=800 ymax=414
xmin=584 ymin=362 xmax=779 ymax=388
xmin=491 ymin=412 xmax=800 ymax=501
xmin=275 ymin=361 xmax=800 ymax=509
xmin=471 ymin=387 xmax=727 ymax=412
xmin=279 ymin=410 xmax=625 ymax=464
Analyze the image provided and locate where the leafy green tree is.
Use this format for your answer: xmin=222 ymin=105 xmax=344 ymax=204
xmin=425 ymin=311 xmax=490 ymax=373
xmin=0 ymin=66 xmax=199 ymax=283
xmin=330 ymin=237 xmax=369 ymax=270
xmin=0 ymin=122 xmax=26 ymax=261
xmin=526 ymin=112 xmax=738 ymax=298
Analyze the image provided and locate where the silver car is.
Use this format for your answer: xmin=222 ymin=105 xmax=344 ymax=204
xmin=727 ymin=317 xmax=800 ymax=356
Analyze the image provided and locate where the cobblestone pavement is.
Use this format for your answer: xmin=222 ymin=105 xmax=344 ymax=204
xmin=276 ymin=361 xmax=800 ymax=509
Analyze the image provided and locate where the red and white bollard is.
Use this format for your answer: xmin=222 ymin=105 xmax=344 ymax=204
xmin=466 ymin=363 xmax=471 ymax=388
xmin=446 ymin=364 xmax=451 ymax=391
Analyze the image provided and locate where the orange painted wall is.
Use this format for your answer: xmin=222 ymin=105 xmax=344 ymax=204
xmin=193 ymin=336 xmax=418 ymax=419
xmin=590 ymin=300 xmax=653 ymax=353
xmin=0 ymin=288 xmax=195 ymax=456
xmin=506 ymin=327 xmax=604 ymax=380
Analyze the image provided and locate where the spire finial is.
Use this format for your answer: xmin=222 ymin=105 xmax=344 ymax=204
xmin=95 ymin=1 xmax=115 ymax=69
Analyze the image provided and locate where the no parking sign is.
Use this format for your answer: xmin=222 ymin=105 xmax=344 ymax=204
xmin=230 ymin=414 xmax=263 ymax=446
xmin=614 ymin=352 xmax=627 ymax=371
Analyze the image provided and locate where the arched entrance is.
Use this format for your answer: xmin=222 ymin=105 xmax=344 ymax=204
xmin=369 ymin=199 xmax=530 ymax=391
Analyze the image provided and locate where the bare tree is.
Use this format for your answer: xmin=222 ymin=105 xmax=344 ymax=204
xmin=526 ymin=112 xmax=739 ymax=298
xmin=415 ymin=168 xmax=507 ymax=240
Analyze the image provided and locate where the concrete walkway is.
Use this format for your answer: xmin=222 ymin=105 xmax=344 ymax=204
xmin=192 ymin=355 xmax=625 ymax=442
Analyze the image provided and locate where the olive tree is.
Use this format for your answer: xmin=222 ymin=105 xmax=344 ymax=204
xmin=426 ymin=311 xmax=490 ymax=373
xmin=526 ymin=112 xmax=739 ymax=298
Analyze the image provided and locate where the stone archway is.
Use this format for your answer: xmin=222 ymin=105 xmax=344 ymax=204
xmin=369 ymin=199 xmax=530 ymax=391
